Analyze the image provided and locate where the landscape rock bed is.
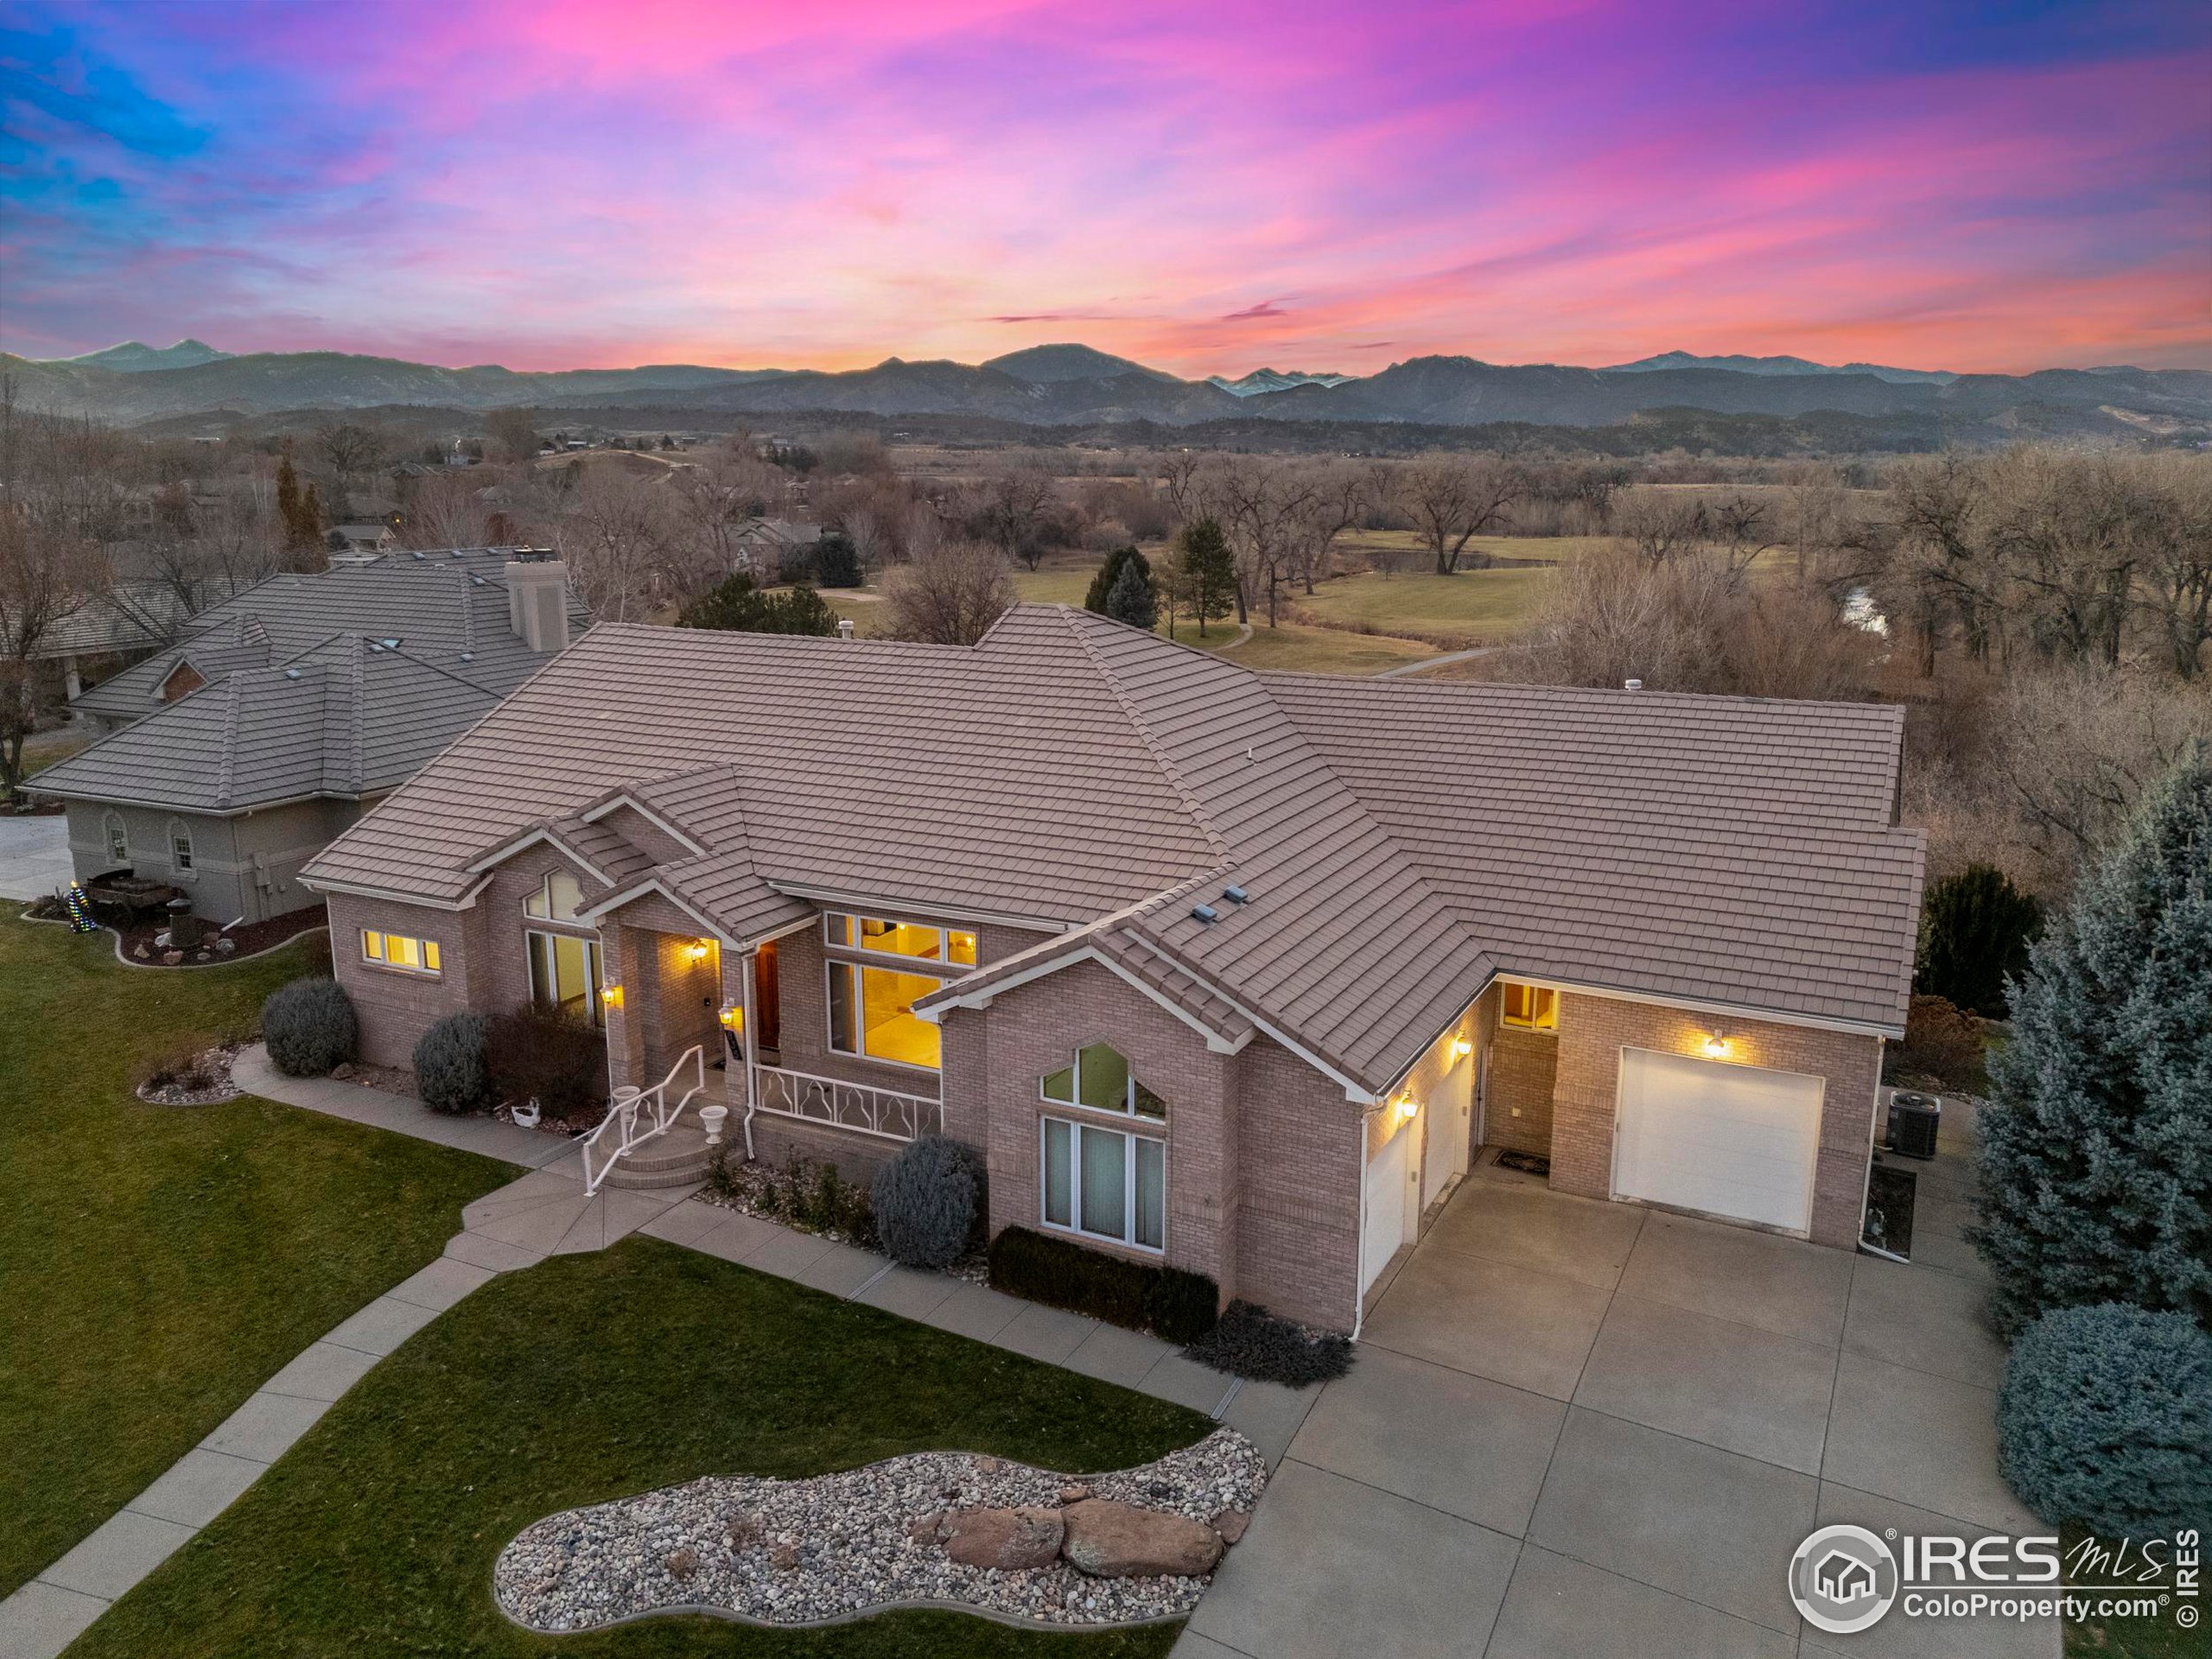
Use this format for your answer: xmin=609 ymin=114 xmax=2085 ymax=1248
xmin=494 ymin=1427 xmax=1266 ymax=1632
xmin=135 ymin=1042 xmax=243 ymax=1106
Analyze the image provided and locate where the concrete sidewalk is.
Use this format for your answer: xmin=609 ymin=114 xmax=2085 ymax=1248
xmin=0 ymin=816 xmax=71 ymax=903
xmin=229 ymin=1046 xmax=579 ymax=1168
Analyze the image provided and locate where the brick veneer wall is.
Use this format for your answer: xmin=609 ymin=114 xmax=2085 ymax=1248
xmin=1485 ymin=1023 xmax=1559 ymax=1157
xmin=1548 ymin=992 xmax=1883 ymax=1249
xmin=1233 ymin=1037 xmax=1363 ymax=1331
xmin=328 ymin=890 xmax=489 ymax=1066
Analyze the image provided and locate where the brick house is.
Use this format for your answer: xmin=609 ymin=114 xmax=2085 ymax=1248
xmin=300 ymin=605 xmax=1925 ymax=1333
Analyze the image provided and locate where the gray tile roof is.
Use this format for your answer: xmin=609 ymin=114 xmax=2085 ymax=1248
xmin=70 ymin=549 xmax=588 ymax=722
xmin=29 ymin=635 xmax=503 ymax=812
xmin=302 ymin=606 xmax=1923 ymax=1093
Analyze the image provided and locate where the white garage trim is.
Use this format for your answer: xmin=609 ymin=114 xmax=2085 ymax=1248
xmin=1611 ymin=1047 xmax=1825 ymax=1236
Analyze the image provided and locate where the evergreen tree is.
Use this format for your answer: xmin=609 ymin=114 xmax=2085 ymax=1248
xmin=1084 ymin=544 xmax=1152 ymax=613
xmin=1173 ymin=517 xmax=1237 ymax=638
xmin=1973 ymin=747 xmax=2212 ymax=1335
xmin=1916 ymin=864 xmax=2042 ymax=1016
xmin=677 ymin=574 xmax=841 ymax=637
xmin=812 ymin=531 xmax=863 ymax=588
xmin=274 ymin=453 xmax=315 ymax=550
xmin=1103 ymin=556 xmax=1158 ymax=632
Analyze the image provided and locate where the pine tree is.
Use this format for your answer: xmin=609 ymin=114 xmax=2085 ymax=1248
xmin=275 ymin=454 xmax=304 ymax=546
xmin=1103 ymin=556 xmax=1158 ymax=632
xmin=1916 ymin=864 xmax=2042 ymax=1016
xmin=1972 ymin=746 xmax=2212 ymax=1335
xmin=1174 ymin=517 xmax=1237 ymax=638
xmin=677 ymin=574 xmax=840 ymax=636
xmin=1084 ymin=544 xmax=1151 ymax=613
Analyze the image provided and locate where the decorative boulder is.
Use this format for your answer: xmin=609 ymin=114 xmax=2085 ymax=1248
xmin=1059 ymin=1500 xmax=1224 ymax=1579
xmin=941 ymin=1506 xmax=1065 ymax=1571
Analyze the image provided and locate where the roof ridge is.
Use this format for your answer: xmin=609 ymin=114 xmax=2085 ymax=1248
xmin=213 ymin=672 xmax=242 ymax=808
xmin=1063 ymin=610 xmax=1231 ymax=863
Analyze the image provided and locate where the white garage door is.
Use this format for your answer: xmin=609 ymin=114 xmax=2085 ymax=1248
xmin=1361 ymin=1120 xmax=1412 ymax=1297
xmin=1614 ymin=1049 xmax=1823 ymax=1233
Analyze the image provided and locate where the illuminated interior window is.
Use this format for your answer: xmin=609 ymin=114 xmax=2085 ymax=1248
xmin=528 ymin=930 xmax=602 ymax=1025
xmin=1500 ymin=982 xmax=1557 ymax=1031
xmin=950 ymin=929 xmax=978 ymax=966
xmin=826 ymin=961 xmax=943 ymax=1070
xmin=858 ymin=917 xmax=943 ymax=960
xmin=362 ymin=930 xmax=442 ymax=976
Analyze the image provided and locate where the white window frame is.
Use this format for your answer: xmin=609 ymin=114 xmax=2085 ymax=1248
xmin=822 ymin=910 xmax=978 ymax=969
xmin=167 ymin=817 xmax=195 ymax=874
xmin=1499 ymin=981 xmax=1558 ymax=1032
xmin=526 ymin=928 xmax=604 ymax=1026
xmin=1039 ymin=1115 xmax=1167 ymax=1253
xmin=523 ymin=870 xmax=587 ymax=924
xmin=1039 ymin=1041 xmax=1167 ymax=1121
xmin=103 ymin=812 xmax=128 ymax=863
xmin=823 ymin=957 xmax=947 ymax=1074
xmin=361 ymin=928 xmax=442 ymax=977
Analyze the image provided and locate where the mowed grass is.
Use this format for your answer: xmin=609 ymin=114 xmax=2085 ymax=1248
xmin=0 ymin=917 xmax=514 ymax=1594
xmin=74 ymin=1239 xmax=1210 ymax=1659
xmin=1175 ymin=620 xmax=1440 ymax=675
xmin=1289 ymin=568 xmax=1554 ymax=646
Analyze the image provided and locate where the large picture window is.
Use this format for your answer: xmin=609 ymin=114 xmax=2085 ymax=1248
xmin=1041 ymin=1117 xmax=1166 ymax=1251
xmin=528 ymin=930 xmax=603 ymax=1026
xmin=826 ymin=961 xmax=942 ymax=1070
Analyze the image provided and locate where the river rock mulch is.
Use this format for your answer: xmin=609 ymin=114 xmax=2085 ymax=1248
xmin=135 ymin=1042 xmax=244 ymax=1106
xmin=494 ymin=1427 xmax=1267 ymax=1632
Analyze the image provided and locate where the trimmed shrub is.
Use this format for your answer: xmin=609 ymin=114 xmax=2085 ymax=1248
xmin=1916 ymin=864 xmax=2041 ymax=1018
xmin=1998 ymin=1303 xmax=2212 ymax=1537
xmin=1185 ymin=1300 xmax=1356 ymax=1386
xmin=987 ymin=1226 xmax=1219 ymax=1342
xmin=261 ymin=976 xmax=357 ymax=1077
xmin=413 ymin=1011 xmax=490 ymax=1116
xmin=486 ymin=1005 xmax=607 ymax=1128
xmin=872 ymin=1135 xmax=985 ymax=1268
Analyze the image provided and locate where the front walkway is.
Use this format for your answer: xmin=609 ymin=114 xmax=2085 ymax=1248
xmin=1176 ymin=1103 xmax=2053 ymax=1659
xmin=0 ymin=815 xmax=71 ymax=902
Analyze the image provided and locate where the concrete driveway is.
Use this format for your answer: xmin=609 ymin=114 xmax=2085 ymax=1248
xmin=0 ymin=814 xmax=72 ymax=902
xmin=1178 ymin=1105 xmax=2056 ymax=1659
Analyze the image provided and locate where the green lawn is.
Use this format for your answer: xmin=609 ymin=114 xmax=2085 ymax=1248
xmin=0 ymin=917 xmax=514 ymax=1594
xmin=75 ymin=1238 xmax=1211 ymax=1658
xmin=1174 ymin=620 xmax=1440 ymax=675
xmin=1288 ymin=568 xmax=1555 ymax=647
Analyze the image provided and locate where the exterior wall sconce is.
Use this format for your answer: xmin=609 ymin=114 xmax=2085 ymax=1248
xmin=1452 ymin=1038 xmax=1473 ymax=1060
xmin=687 ymin=940 xmax=712 ymax=963
xmin=602 ymin=982 xmax=624 ymax=1010
xmin=1701 ymin=1028 xmax=1729 ymax=1059
xmin=719 ymin=1003 xmax=743 ymax=1033
xmin=1395 ymin=1096 xmax=1419 ymax=1126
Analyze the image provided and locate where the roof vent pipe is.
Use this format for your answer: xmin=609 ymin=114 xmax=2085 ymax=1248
xmin=836 ymin=619 xmax=855 ymax=641
xmin=1624 ymin=677 xmax=1643 ymax=691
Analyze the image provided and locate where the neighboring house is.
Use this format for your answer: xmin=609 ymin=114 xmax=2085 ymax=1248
xmin=301 ymin=606 xmax=1924 ymax=1334
xmin=31 ymin=550 xmax=586 ymax=924
xmin=731 ymin=516 xmax=823 ymax=575
xmin=328 ymin=523 xmax=397 ymax=557
xmin=33 ymin=582 xmax=202 ymax=699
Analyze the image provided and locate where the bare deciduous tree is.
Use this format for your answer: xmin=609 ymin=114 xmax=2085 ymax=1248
xmin=314 ymin=421 xmax=384 ymax=486
xmin=1401 ymin=454 xmax=1522 ymax=574
xmin=883 ymin=537 xmax=1015 ymax=645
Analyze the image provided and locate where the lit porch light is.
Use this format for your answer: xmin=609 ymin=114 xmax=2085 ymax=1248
xmin=1395 ymin=1096 xmax=1419 ymax=1126
xmin=686 ymin=939 xmax=712 ymax=963
xmin=1700 ymin=1028 xmax=1728 ymax=1059
xmin=1452 ymin=1037 xmax=1473 ymax=1060
xmin=602 ymin=982 xmax=625 ymax=1010
xmin=719 ymin=1003 xmax=743 ymax=1033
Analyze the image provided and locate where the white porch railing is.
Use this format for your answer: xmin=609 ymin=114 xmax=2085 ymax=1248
xmin=580 ymin=1044 xmax=707 ymax=1194
xmin=749 ymin=1064 xmax=943 ymax=1144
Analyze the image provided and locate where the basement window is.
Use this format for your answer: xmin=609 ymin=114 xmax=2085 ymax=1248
xmin=1499 ymin=982 xmax=1558 ymax=1032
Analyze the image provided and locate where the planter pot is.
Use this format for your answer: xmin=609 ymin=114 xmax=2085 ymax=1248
xmin=512 ymin=1098 xmax=542 ymax=1129
xmin=700 ymin=1104 xmax=728 ymax=1147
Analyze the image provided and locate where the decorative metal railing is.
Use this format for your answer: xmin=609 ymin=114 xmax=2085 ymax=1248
xmin=749 ymin=1064 xmax=942 ymax=1144
xmin=580 ymin=1044 xmax=706 ymax=1194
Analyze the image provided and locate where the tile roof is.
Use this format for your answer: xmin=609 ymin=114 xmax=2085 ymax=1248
xmin=302 ymin=606 xmax=1924 ymax=1095
xmin=70 ymin=548 xmax=588 ymax=721
xmin=29 ymin=636 xmax=503 ymax=812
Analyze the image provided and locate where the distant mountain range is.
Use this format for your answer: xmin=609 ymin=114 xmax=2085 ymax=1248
xmin=7 ymin=337 xmax=2208 ymax=439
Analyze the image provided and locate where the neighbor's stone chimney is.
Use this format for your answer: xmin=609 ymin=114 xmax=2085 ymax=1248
xmin=505 ymin=555 xmax=571 ymax=653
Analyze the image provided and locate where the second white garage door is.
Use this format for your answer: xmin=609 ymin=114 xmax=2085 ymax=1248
xmin=1613 ymin=1048 xmax=1824 ymax=1234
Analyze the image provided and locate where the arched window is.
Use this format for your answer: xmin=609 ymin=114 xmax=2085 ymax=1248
xmin=523 ymin=870 xmax=585 ymax=922
xmin=1038 ymin=1042 xmax=1167 ymax=1251
xmin=167 ymin=818 xmax=194 ymax=874
xmin=103 ymin=812 xmax=129 ymax=864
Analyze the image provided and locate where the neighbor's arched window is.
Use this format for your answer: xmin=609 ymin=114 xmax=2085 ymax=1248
xmin=103 ymin=811 xmax=128 ymax=863
xmin=166 ymin=817 xmax=194 ymax=873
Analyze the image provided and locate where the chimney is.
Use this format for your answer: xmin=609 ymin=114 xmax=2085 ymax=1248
xmin=505 ymin=556 xmax=570 ymax=653
xmin=836 ymin=619 xmax=855 ymax=641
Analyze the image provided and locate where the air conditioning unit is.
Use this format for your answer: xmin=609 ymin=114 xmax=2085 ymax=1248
xmin=1887 ymin=1092 xmax=1941 ymax=1160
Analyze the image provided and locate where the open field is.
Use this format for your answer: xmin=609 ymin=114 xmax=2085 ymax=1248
xmin=1287 ymin=568 xmax=1554 ymax=647
xmin=73 ymin=1238 xmax=1206 ymax=1659
xmin=0 ymin=919 xmax=513 ymax=1594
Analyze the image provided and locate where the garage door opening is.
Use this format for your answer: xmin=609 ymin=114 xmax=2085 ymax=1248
xmin=1613 ymin=1048 xmax=1823 ymax=1234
